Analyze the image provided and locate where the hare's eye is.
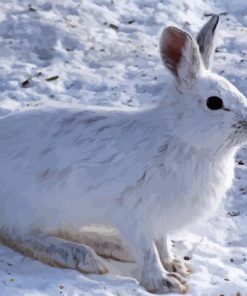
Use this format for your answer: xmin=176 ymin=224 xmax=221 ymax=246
xmin=206 ymin=96 xmax=223 ymax=110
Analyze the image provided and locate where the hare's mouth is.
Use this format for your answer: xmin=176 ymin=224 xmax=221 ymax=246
xmin=225 ymin=122 xmax=247 ymax=150
xmin=217 ymin=122 xmax=247 ymax=153
xmin=232 ymin=118 xmax=247 ymax=138
xmin=232 ymin=120 xmax=247 ymax=131
xmin=215 ymin=132 xmax=246 ymax=156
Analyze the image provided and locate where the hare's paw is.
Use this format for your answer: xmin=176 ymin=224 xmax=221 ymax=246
xmin=141 ymin=271 xmax=187 ymax=294
xmin=55 ymin=228 xmax=134 ymax=262
xmin=14 ymin=234 xmax=108 ymax=275
xmin=164 ymin=258 xmax=192 ymax=278
xmin=63 ymin=242 xmax=108 ymax=274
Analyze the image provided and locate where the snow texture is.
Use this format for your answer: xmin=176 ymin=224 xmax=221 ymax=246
xmin=0 ymin=0 xmax=246 ymax=295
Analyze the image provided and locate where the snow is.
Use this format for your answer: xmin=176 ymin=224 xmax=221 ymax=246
xmin=0 ymin=0 xmax=246 ymax=295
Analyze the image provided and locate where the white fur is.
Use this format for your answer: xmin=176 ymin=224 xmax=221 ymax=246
xmin=0 ymin=16 xmax=247 ymax=294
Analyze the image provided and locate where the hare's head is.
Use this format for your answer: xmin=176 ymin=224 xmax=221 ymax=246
xmin=160 ymin=15 xmax=247 ymax=154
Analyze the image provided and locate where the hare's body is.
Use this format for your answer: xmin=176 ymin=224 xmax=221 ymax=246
xmin=0 ymin=103 xmax=235 ymax=236
xmin=1 ymin=15 xmax=247 ymax=294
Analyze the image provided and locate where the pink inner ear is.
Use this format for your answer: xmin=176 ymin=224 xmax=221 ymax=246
xmin=160 ymin=27 xmax=188 ymax=77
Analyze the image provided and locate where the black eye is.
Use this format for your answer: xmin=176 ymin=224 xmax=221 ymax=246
xmin=206 ymin=96 xmax=223 ymax=110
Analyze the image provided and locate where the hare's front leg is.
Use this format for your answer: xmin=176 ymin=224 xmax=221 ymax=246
xmin=156 ymin=236 xmax=192 ymax=277
xmin=4 ymin=233 xmax=108 ymax=274
xmin=118 ymin=223 xmax=187 ymax=294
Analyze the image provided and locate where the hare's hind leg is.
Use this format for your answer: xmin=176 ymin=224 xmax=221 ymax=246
xmin=54 ymin=227 xmax=134 ymax=263
xmin=0 ymin=232 xmax=108 ymax=274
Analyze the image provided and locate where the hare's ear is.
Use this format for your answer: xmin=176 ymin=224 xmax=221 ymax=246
xmin=197 ymin=15 xmax=219 ymax=69
xmin=160 ymin=27 xmax=201 ymax=86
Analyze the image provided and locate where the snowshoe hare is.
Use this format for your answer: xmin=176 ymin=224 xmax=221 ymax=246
xmin=0 ymin=15 xmax=246 ymax=294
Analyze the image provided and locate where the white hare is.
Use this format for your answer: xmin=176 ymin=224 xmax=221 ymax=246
xmin=0 ymin=15 xmax=246 ymax=294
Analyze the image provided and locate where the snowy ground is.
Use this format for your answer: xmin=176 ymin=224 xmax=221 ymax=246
xmin=0 ymin=0 xmax=247 ymax=295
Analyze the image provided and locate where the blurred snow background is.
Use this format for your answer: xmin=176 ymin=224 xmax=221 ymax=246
xmin=0 ymin=0 xmax=247 ymax=295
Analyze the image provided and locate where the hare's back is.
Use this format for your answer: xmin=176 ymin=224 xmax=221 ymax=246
xmin=0 ymin=107 xmax=153 ymax=188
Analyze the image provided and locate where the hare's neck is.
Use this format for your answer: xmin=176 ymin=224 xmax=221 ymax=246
xmin=153 ymin=131 xmax=237 ymax=172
